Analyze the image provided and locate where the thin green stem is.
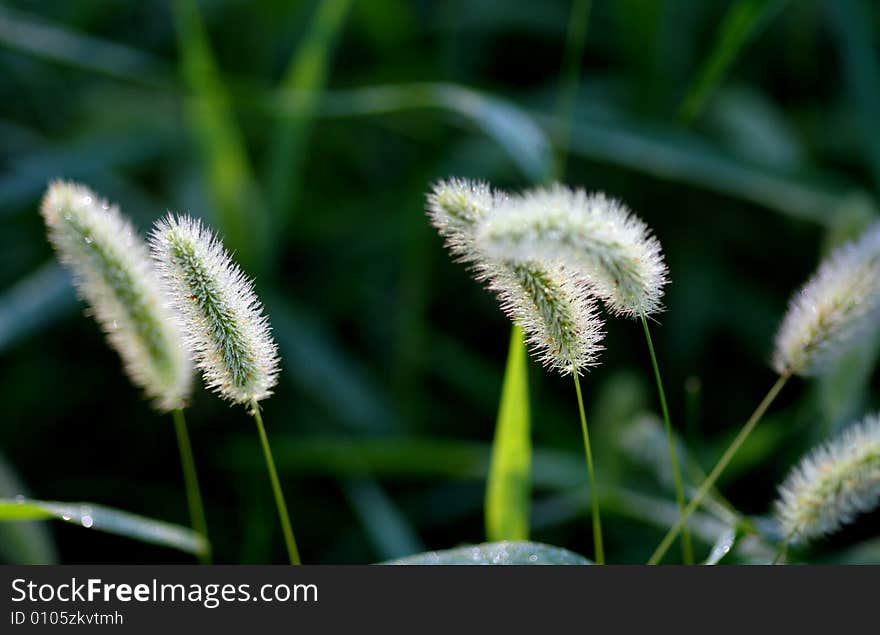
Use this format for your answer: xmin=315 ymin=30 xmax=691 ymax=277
xmin=171 ymin=408 xmax=210 ymax=564
xmin=573 ymin=372 xmax=604 ymax=565
xmin=648 ymin=371 xmax=791 ymax=565
xmin=251 ymin=403 xmax=301 ymax=565
xmin=641 ymin=313 xmax=692 ymax=564
xmin=771 ymin=540 xmax=789 ymax=565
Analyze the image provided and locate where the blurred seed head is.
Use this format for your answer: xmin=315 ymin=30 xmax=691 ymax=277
xmin=150 ymin=214 xmax=279 ymax=405
xmin=476 ymin=185 xmax=669 ymax=318
xmin=772 ymin=223 xmax=880 ymax=377
xmin=40 ymin=181 xmax=192 ymax=412
xmin=775 ymin=413 xmax=880 ymax=544
xmin=427 ymin=178 xmax=604 ymax=374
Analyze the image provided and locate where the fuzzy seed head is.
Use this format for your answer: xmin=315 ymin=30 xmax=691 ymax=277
xmin=772 ymin=224 xmax=880 ymax=377
xmin=40 ymin=181 xmax=192 ymax=412
xmin=775 ymin=413 xmax=880 ymax=544
xmin=150 ymin=215 xmax=280 ymax=405
xmin=427 ymin=178 xmax=604 ymax=374
xmin=476 ymin=185 xmax=669 ymax=318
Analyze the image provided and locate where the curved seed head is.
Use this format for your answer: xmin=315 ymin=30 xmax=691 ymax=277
xmin=476 ymin=184 xmax=669 ymax=318
xmin=427 ymin=179 xmax=604 ymax=374
xmin=40 ymin=181 xmax=192 ymax=412
xmin=775 ymin=413 xmax=880 ymax=544
xmin=150 ymin=214 xmax=280 ymax=405
xmin=772 ymin=224 xmax=880 ymax=377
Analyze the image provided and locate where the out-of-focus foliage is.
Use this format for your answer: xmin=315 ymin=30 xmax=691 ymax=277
xmin=1 ymin=0 xmax=879 ymax=564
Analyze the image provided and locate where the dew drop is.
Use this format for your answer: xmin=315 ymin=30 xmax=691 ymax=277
xmin=84 ymin=236 xmax=93 ymax=244
xmin=61 ymin=514 xmax=71 ymax=521
xmin=81 ymin=515 xmax=94 ymax=528
xmin=529 ymin=554 xmax=538 ymax=562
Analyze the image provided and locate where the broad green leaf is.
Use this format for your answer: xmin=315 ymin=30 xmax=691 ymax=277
xmin=342 ymin=478 xmax=424 ymax=560
xmin=0 ymin=454 xmax=57 ymax=564
xmin=680 ymin=0 xmax=789 ymax=122
xmin=0 ymin=498 xmax=209 ymax=557
xmin=385 ymin=541 xmax=590 ymax=565
xmin=268 ymin=0 xmax=352 ymax=228
xmin=485 ymin=326 xmax=531 ymax=542
xmin=172 ymin=0 xmax=268 ymax=270
xmin=703 ymin=527 xmax=737 ymax=565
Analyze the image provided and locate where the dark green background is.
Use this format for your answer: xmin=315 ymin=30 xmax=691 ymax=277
xmin=1 ymin=0 xmax=878 ymax=564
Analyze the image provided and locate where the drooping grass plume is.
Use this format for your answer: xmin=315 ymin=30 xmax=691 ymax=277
xmin=40 ymin=181 xmax=192 ymax=411
xmin=476 ymin=185 xmax=668 ymax=318
xmin=649 ymin=224 xmax=880 ymax=564
xmin=775 ymin=413 xmax=880 ymax=545
xmin=40 ymin=182 xmax=209 ymax=562
xmin=427 ymin=179 xmax=604 ymax=375
xmin=471 ymin=182 xmax=689 ymax=561
xmin=150 ymin=215 xmax=280 ymax=404
xmin=772 ymin=223 xmax=880 ymax=377
xmin=150 ymin=214 xmax=298 ymax=565
xmin=428 ymin=178 xmax=606 ymax=563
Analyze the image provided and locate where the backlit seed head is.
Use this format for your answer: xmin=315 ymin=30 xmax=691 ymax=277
xmin=476 ymin=185 xmax=669 ymax=318
xmin=775 ymin=413 xmax=880 ymax=544
xmin=772 ymin=223 xmax=880 ymax=376
xmin=40 ymin=181 xmax=192 ymax=411
xmin=427 ymin=178 xmax=604 ymax=374
xmin=150 ymin=214 xmax=279 ymax=405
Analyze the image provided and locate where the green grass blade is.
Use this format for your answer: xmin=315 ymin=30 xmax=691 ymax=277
xmin=384 ymin=541 xmax=591 ymax=565
xmin=172 ymin=0 xmax=267 ymax=270
xmin=485 ymin=326 xmax=531 ymax=542
xmin=268 ymin=0 xmax=352 ymax=228
xmin=0 ymin=498 xmax=209 ymax=557
xmin=0 ymin=454 xmax=57 ymax=564
xmin=679 ymin=0 xmax=788 ymax=122
xmin=703 ymin=526 xmax=738 ymax=564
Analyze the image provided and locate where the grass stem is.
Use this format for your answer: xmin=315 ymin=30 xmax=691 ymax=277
xmin=641 ymin=313 xmax=692 ymax=564
xmin=171 ymin=408 xmax=210 ymax=564
xmin=648 ymin=371 xmax=791 ymax=564
xmin=252 ymin=403 xmax=301 ymax=565
xmin=573 ymin=372 xmax=604 ymax=564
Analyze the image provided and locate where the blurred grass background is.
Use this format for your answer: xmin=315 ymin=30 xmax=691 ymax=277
xmin=1 ymin=0 xmax=879 ymax=564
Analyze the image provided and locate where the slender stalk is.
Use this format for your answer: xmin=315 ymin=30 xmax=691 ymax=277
xmin=641 ymin=313 xmax=692 ymax=564
xmin=771 ymin=540 xmax=789 ymax=565
xmin=648 ymin=371 xmax=791 ymax=564
xmin=573 ymin=372 xmax=604 ymax=564
xmin=171 ymin=408 xmax=210 ymax=564
xmin=251 ymin=403 xmax=301 ymax=565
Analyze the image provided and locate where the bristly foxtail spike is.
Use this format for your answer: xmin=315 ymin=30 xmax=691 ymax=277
xmin=475 ymin=184 xmax=669 ymax=318
xmin=40 ymin=181 xmax=192 ymax=412
xmin=775 ymin=413 xmax=880 ymax=545
xmin=426 ymin=178 xmax=605 ymax=375
xmin=149 ymin=214 xmax=280 ymax=405
xmin=772 ymin=223 xmax=880 ymax=377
